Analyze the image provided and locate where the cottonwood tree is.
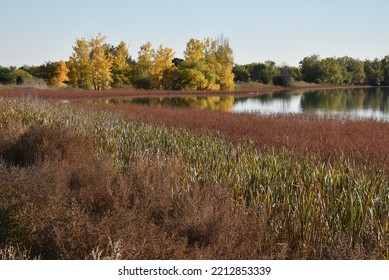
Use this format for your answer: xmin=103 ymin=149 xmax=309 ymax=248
xmin=50 ymin=60 xmax=69 ymax=88
xmin=65 ymin=33 xmax=236 ymax=90
xmin=90 ymin=34 xmax=113 ymax=90
xmin=177 ymin=36 xmax=235 ymax=90
xmin=177 ymin=60 xmax=210 ymax=90
xmin=68 ymin=37 xmax=93 ymax=89
xmin=184 ymin=39 xmax=204 ymax=61
xmin=178 ymin=42 xmax=218 ymax=90
xmin=214 ymin=35 xmax=235 ymax=89
xmin=131 ymin=42 xmax=155 ymax=88
xmin=151 ymin=45 xmax=175 ymax=89
xmin=68 ymin=34 xmax=113 ymax=90
xmin=111 ymin=41 xmax=131 ymax=87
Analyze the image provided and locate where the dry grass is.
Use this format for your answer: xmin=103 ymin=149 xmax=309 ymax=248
xmin=0 ymin=244 xmax=36 ymax=260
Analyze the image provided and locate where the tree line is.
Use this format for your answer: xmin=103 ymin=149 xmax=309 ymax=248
xmin=1 ymin=33 xmax=389 ymax=90
xmin=233 ymin=55 xmax=389 ymax=87
xmin=0 ymin=34 xmax=234 ymax=91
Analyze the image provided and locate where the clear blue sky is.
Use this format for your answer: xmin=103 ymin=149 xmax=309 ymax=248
xmin=1 ymin=0 xmax=388 ymax=67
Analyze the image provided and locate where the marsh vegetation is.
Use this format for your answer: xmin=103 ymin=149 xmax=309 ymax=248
xmin=1 ymin=94 xmax=388 ymax=259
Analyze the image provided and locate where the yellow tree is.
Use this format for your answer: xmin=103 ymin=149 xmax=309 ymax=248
xmin=151 ymin=45 xmax=175 ymax=89
xmin=68 ymin=37 xmax=93 ymax=89
xmin=50 ymin=60 xmax=69 ymax=88
xmin=203 ymin=37 xmax=217 ymax=58
xmin=184 ymin=39 xmax=204 ymax=61
xmin=210 ymin=35 xmax=235 ymax=90
xmin=131 ymin=42 xmax=155 ymax=88
xmin=177 ymin=38 xmax=220 ymax=90
xmin=180 ymin=36 xmax=234 ymax=90
xmin=68 ymin=33 xmax=113 ymax=90
xmin=112 ymin=41 xmax=130 ymax=87
xmin=89 ymin=34 xmax=113 ymax=90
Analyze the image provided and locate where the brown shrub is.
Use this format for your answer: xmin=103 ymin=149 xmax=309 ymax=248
xmin=0 ymin=126 xmax=93 ymax=167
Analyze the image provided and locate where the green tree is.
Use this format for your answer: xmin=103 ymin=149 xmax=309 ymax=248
xmin=246 ymin=63 xmax=264 ymax=83
xmin=14 ymin=69 xmax=32 ymax=85
xmin=381 ymin=55 xmax=389 ymax=86
xmin=364 ymin=59 xmax=383 ymax=86
xmin=178 ymin=67 xmax=208 ymax=90
xmin=0 ymin=66 xmax=16 ymax=84
xmin=300 ymin=55 xmax=321 ymax=83
xmin=176 ymin=59 xmax=218 ymax=90
xmin=289 ymin=66 xmax=302 ymax=81
xmin=319 ymin=58 xmax=343 ymax=84
xmin=16 ymin=76 xmax=24 ymax=85
xmin=273 ymin=65 xmax=294 ymax=86
xmin=233 ymin=64 xmax=250 ymax=82
xmin=247 ymin=61 xmax=279 ymax=84
xmin=20 ymin=62 xmax=57 ymax=84
xmin=13 ymin=69 xmax=32 ymax=79
xmin=337 ymin=56 xmax=365 ymax=84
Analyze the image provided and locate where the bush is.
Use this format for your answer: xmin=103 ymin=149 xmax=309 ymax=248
xmin=273 ymin=74 xmax=293 ymax=86
xmin=16 ymin=76 xmax=24 ymax=85
xmin=1 ymin=126 xmax=90 ymax=167
xmin=273 ymin=66 xmax=294 ymax=86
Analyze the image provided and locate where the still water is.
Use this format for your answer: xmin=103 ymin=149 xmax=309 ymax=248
xmin=98 ymin=87 xmax=389 ymax=120
xmin=233 ymin=87 xmax=389 ymax=120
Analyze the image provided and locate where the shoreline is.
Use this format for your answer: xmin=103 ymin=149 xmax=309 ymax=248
xmin=0 ymin=84 xmax=373 ymax=100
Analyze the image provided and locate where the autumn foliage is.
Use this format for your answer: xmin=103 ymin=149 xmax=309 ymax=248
xmin=65 ymin=34 xmax=235 ymax=91
xmin=49 ymin=60 xmax=69 ymax=88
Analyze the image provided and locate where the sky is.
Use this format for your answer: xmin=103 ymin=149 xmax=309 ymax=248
xmin=1 ymin=0 xmax=389 ymax=67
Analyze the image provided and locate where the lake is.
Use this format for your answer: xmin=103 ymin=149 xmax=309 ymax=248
xmin=233 ymin=87 xmax=389 ymax=119
xmin=95 ymin=87 xmax=389 ymax=121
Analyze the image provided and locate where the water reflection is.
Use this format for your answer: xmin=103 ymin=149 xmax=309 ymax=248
xmin=233 ymin=91 xmax=302 ymax=114
xmin=232 ymin=87 xmax=389 ymax=120
xmin=300 ymin=88 xmax=389 ymax=113
xmin=130 ymin=96 xmax=235 ymax=111
xmin=91 ymin=87 xmax=389 ymax=120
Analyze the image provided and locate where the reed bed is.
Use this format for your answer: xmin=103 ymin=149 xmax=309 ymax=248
xmin=0 ymin=96 xmax=388 ymax=259
xmin=88 ymin=101 xmax=389 ymax=173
